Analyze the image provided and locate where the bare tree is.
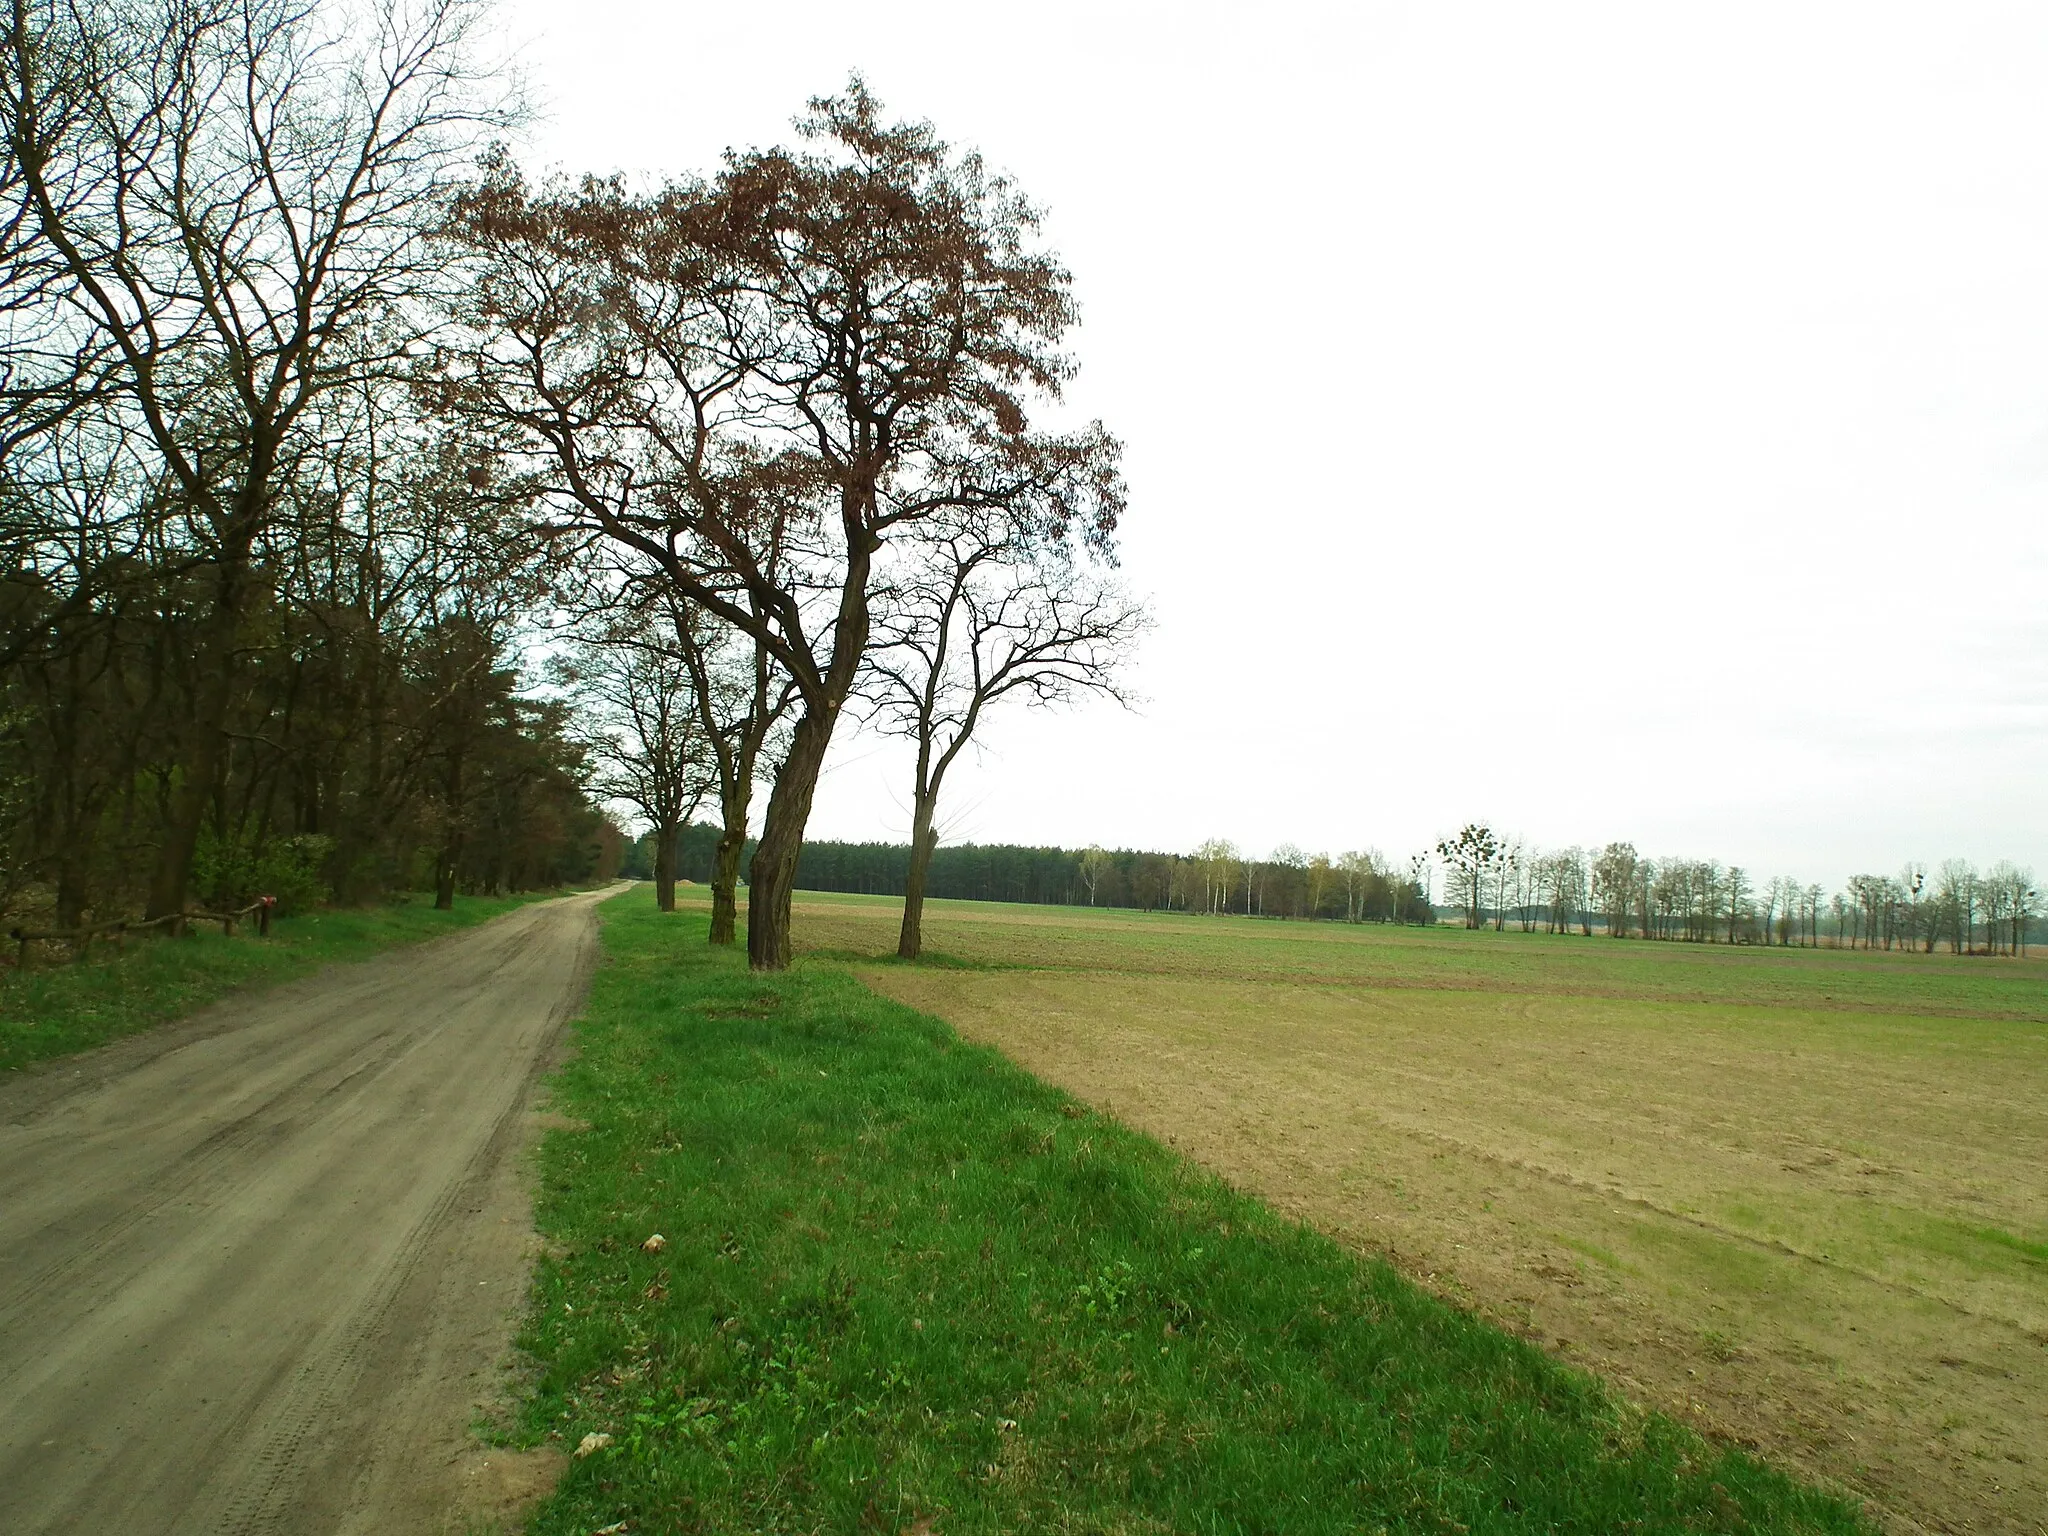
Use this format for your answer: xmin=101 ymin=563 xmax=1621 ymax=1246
xmin=561 ymin=619 xmax=711 ymax=912
xmin=1935 ymin=859 xmax=1977 ymax=953
xmin=866 ymin=526 xmax=1143 ymax=958
xmin=1540 ymin=846 xmax=1587 ymax=934
xmin=1723 ymin=866 xmax=1753 ymax=943
xmin=1409 ymin=852 xmax=1433 ymax=917
xmin=1487 ymin=835 xmax=1522 ymax=931
xmin=1591 ymin=841 xmax=1639 ymax=938
xmin=1984 ymin=862 xmax=2035 ymax=955
xmin=1898 ymin=862 xmax=1928 ymax=950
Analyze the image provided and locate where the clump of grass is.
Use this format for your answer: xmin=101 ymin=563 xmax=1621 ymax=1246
xmin=0 ymin=891 xmax=554 ymax=1071
xmin=513 ymin=899 xmax=1870 ymax=1534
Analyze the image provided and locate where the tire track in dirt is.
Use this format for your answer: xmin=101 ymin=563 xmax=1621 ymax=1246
xmin=0 ymin=886 xmax=615 ymax=1535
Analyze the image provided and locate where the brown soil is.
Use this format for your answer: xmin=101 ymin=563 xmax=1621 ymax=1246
xmin=0 ymin=887 xmax=619 ymax=1535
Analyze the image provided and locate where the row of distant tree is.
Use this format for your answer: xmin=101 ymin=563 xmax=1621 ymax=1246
xmin=624 ymin=827 xmax=1432 ymax=923
xmin=796 ymin=839 xmax=1433 ymax=920
xmin=622 ymin=822 xmax=2037 ymax=957
xmin=1433 ymin=825 xmax=2038 ymax=955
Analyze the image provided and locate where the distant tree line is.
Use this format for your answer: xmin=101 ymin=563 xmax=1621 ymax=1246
xmin=622 ymin=827 xmax=1430 ymax=922
xmin=621 ymin=816 xmax=2038 ymax=957
xmin=1433 ymin=826 xmax=2038 ymax=955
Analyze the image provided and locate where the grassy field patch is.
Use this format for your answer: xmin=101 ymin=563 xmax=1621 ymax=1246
xmin=0 ymin=891 xmax=557 ymax=1071
xmin=513 ymin=896 xmax=1866 ymax=1534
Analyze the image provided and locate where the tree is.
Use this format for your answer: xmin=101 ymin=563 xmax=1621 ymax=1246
xmin=449 ymin=81 xmax=1122 ymax=969
xmin=1305 ymin=852 xmax=1334 ymax=920
xmin=1984 ymin=862 xmax=2035 ymax=955
xmin=2 ymin=0 xmax=514 ymax=918
xmin=1541 ymin=846 xmax=1587 ymax=934
xmin=1935 ymin=859 xmax=1977 ymax=953
xmin=1899 ymin=862 xmax=1928 ymax=951
xmin=865 ymin=521 xmax=1142 ymax=958
xmin=561 ymin=619 xmax=711 ymax=912
xmin=1435 ymin=822 xmax=1502 ymax=930
xmin=1489 ymin=836 xmax=1522 ymax=931
xmin=1078 ymin=845 xmax=1112 ymax=906
xmin=1723 ymin=866 xmax=1752 ymax=943
xmin=661 ymin=592 xmax=792 ymax=945
xmin=1194 ymin=838 xmax=1237 ymax=914
xmin=1408 ymin=852 xmax=1433 ymax=918
xmin=1591 ymin=842 xmax=1640 ymax=938
xmin=1336 ymin=849 xmax=1375 ymax=923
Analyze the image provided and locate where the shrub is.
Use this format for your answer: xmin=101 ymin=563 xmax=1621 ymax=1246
xmin=193 ymin=833 xmax=335 ymax=914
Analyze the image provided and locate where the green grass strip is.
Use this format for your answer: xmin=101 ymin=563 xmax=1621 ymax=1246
xmin=516 ymin=897 xmax=1871 ymax=1534
xmin=0 ymin=891 xmax=557 ymax=1072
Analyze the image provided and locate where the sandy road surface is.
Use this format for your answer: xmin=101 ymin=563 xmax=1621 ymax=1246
xmin=0 ymin=886 xmax=617 ymax=1535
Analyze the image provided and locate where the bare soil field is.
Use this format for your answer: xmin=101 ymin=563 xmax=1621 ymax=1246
xmin=786 ymin=892 xmax=2048 ymax=1536
xmin=0 ymin=887 xmax=615 ymax=1535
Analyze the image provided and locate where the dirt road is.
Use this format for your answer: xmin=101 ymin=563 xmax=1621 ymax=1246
xmin=0 ymin=887 xmax=616 ymax=1535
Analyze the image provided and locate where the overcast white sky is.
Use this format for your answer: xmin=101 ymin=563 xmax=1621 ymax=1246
xmin=503 ymin=0 xmax=2048 ymax=887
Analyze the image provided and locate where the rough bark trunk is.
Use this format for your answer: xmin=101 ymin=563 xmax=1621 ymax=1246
xmin=654 ymin=819 xmax=678 ymax=912
xmin=745 ymin=708 xmax=835 ymax=971
xmin=709 ymin=823 xmax=744 ymax=944
xmin=144 ymin=534 xmax=259 ymax=921
xmin=742 ymin=486 xmax=874 ymax=971
xmin=144 ymin=640 xmax=234 ymax=921
xmin=434 ymin=842 xmax=458 ymax=910
xmin=897 ymin=797 xmax=939 ymax=960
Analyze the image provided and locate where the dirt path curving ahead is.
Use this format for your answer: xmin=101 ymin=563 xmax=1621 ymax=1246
xmin=0 ymin=886 xmax=619 ymax=1535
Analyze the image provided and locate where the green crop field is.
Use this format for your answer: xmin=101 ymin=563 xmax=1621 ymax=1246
xmin=771 ymin=890 xmax=2048 ymax=1535
xmin=509 ymin=892 xmax=1883 ymax=1534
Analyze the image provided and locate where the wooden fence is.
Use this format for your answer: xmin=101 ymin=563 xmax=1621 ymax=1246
xmin=10 ymin=897 xmax=276 ymax=968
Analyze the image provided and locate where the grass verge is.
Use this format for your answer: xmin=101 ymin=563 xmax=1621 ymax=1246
xmin=511 ymin=897 xmax=1871 ymax=1534
xmin=0 ymin=890 xmax=559 ymax=1072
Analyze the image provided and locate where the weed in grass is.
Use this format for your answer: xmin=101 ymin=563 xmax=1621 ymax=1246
xmin=512 ymin=898 xmax=1870 ymax=1535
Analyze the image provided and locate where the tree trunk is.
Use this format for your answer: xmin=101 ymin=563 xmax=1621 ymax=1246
xmin=144 ymin=637 xmax=234 ymax=920
xmin=55 ymin=854 xmax=88 ymax=932
xmin=145 ymin=526 xmax=257 ymax=922
xmin=709 ymin=822 xmax=744 ymax=944
xmin=434 ymin=840 xmax=459 ymax=910
xmin=745 ymin=709 xmax=835 ymax=971
xmin=898 ymin=795 xmax=939 ymax=960
xmin=654 ymin=819 xmax=678 ymax=912
xmin=743 ymin=487 xmax=873 ymax=971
